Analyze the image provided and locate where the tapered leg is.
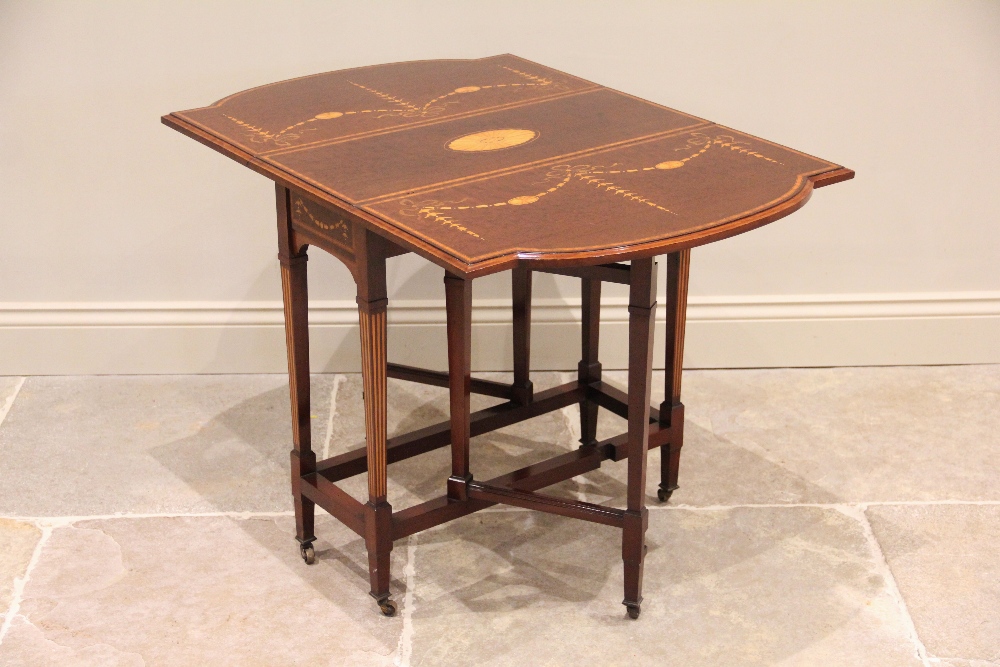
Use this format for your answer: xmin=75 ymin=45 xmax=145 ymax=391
xmin=276 ymin=185 xmax=317 ymax=562
xmin=445 ymin=272 xmax=473 ymax=501
xmin=357 ymin=231 xmax=394 ymax=613
xmin=511 ymin=266 xmax=534 ymax=405
xmin=623 ymin=258 xmax=657 ymax=619
xmin=578 ymin=277 xmax=602 ymax=445
xmin=281 ymin=253 xmax=316 ymax=552
xmin=658 ymin=249 xmax=691 ymax=503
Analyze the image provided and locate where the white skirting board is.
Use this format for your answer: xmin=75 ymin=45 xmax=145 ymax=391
xmin=1 ymin=293 xmax=997 ymax=374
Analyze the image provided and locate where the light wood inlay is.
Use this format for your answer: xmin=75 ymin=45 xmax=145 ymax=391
xmin=291 ymin=195 xmax=354 ymax=250
xmin=165 ymin=55 xmax=851 ymax=274
xmin=359 ymin=305 xmax=388 ymax=499
xmin=447 ymin=128 xmax=538 ymax=152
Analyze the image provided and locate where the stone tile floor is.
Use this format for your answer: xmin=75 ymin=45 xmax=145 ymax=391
xmin=0 ymin=366 xmax=997 ymax=666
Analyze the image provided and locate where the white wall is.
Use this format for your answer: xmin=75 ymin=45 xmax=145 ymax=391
xmin=1 ymin=1 xmax=998 ymax=373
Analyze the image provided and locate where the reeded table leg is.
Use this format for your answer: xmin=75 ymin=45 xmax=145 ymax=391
xmin=578 ymin=276 xmax=602 ymax=446
xmin=658 ymin=249 xmax=690 ymax=503
xmin=445 ymin=272 xmax=473 ymax=501
xmin=276 ymin=186 xmax=317 ymax=565
xmin=622 ymin=257 xmax=657 ymax=619
xmin=357 ymin=231 xmax=395 ymax=616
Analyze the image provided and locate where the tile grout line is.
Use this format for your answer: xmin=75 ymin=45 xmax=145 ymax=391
xmin=839 ymin=504 xmax=933 ymax=667
xmin=0 ymin=523 xmax=51 ymax=647
xmin=0 ymin=377 xmax=26 ymax=428
xmin=322 ymin=375 xmax=345 ymax=460
xmin=393 ymin=534 xmax=418 ymax=667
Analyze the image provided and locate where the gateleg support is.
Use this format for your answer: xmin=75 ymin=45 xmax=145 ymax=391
xmin=658 ymin=249 xmax=690 ymax=503
xmin=291 ymin=450 xmax=317 ymax=552
xmin=445 ymin=271 xmax=474 ymax=503
xmin=622 ymin=508 xmax=649 ymax=618
xmin=622 ymin=257 xmax=656 ymax=619
xmin=658 ymin=403 xmax=684 ymax=502
xmin=579 ymin=276 xmax=602 ymax=446
xmin=511 ymin=265 xmax=534 ymax=405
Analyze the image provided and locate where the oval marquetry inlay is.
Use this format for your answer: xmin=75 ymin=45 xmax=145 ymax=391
xmin=447 ymin=129 xmax=538 ymax=152
xmin=507 ymin=195 xmax=539 ymax=205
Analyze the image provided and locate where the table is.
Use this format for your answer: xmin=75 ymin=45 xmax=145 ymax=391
xmin=163 ymin=55 xmax=853 ymax=619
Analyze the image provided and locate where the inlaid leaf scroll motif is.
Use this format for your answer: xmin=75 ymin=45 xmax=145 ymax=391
xmin=406 ymin=131 xmax=783 ymax=238
xmin=224 ymin=66 xmax=558 ymax=148
xmin=292 ymin=196 xmax=353 ymax=251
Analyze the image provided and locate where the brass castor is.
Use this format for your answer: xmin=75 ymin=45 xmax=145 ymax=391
xmin=657 ymin=487 xmax=674 ymax=503
xmin=300 ymin=543 xmax=316 ymax=565
xmin=378 ymin=599 xmax=398 ymax=617
xmin=625 ymin=604 xmax=641 ymax=620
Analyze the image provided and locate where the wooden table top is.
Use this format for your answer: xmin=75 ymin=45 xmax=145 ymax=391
xmin=164 ymin=55 xmax=853 ymax=277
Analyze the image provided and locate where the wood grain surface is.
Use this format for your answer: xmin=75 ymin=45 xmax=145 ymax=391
xmin=164 ymin=54 xmax=852 ymax=277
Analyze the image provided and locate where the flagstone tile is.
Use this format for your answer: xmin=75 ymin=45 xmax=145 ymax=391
xmin=404 ymin=506 xmax=922 ymax=667
xmin=0 ymin=514 xmax=403 ymax=666
xmin=867 ymin=504 xmax=1000 ymax=664
xmin=0 ymin=519 xmax=41 ymax=615
xmin=0 ymin=375 xmax=337 ymax=516
xmin=549 ymin=365 xmax=1000 ymax=506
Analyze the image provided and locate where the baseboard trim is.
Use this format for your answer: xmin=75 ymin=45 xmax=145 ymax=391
xmin=3 ymin=291 xmax=999 ymax=327
xmin=2 ymin=292 xmax=998 ymax=374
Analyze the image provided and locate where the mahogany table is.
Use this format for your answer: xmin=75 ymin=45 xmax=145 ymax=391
xmin=163 ymin=55 xmax=852 ymax=619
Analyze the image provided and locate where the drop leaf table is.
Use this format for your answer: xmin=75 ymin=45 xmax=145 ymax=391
xmin=163 ymin=55 xmax=852 ymax=619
